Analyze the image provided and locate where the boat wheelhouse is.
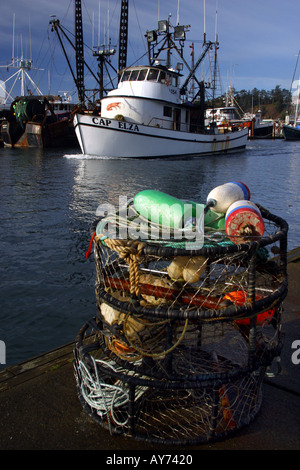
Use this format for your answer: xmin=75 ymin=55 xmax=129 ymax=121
xmin=100 ymin=65 xmax=191 ymax=132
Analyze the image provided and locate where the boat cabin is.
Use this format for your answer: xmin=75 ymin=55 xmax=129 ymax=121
xmin=205 ymin=106 xmax=241 ymax=126
xmin=100 ymin=65 xmax=195 ymax=132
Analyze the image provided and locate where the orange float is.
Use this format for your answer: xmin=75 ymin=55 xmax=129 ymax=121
xmin=223 ymin=290 xmax=275 ymax=325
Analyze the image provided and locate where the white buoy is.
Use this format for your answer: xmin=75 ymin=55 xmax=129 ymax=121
xmin=225 ymin=200 xmax=265 ymax=244
xmin=206 ymin=182 xmax=251 ymax=213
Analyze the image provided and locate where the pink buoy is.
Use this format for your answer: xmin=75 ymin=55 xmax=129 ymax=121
xmin=225 ymin=200 xmax=265 ymax=244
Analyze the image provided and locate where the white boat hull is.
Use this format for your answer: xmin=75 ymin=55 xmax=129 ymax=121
xmin=74 ymin=113 xmax=248 ymax=158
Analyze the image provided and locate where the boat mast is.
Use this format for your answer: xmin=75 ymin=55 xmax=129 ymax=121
xmin=75 ymin=0 xmax=85 ymax=105
xmin=146 ymin=5 xmax=213 ymax=103
xmin=286 ymin=49 xmax=300 ymax=125
xmin=294 ymin=76 xmax=300 ymax=127
xmin=118 ymin=0 xmax=129 ymax=77
xmin=50 ymin=0 xmax=117 ymax=105
xmin=0 ymin=14 xmax=44 ymax=103
xmin=213 ymin=4 xmax=219 ymax=94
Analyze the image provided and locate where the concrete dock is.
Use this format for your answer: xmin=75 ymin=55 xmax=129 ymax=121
xmin=0 ymin=250 xmax=299 ymax=451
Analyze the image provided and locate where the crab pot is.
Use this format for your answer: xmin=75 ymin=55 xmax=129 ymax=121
xmin=74 ymin=204 xmax=288 ymax=444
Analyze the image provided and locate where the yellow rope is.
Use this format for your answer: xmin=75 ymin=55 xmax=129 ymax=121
xmin=96 ymin=236 xmax=146 ymax=297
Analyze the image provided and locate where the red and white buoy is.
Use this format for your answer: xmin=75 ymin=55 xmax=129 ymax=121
xmin=225 ymin=200 xmax=265 ymax=244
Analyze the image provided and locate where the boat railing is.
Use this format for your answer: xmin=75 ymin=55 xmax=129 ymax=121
xmin=147 ymin=116 xmax=219 ymax=134
xmin=147 ymin=116 xmax=179 ymax=130
xmin=147 ymin=116 xmax=196 ymax=132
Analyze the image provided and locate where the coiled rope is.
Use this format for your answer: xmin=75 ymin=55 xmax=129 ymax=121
xmin=78 ymin=356 xmax=148 ymax=431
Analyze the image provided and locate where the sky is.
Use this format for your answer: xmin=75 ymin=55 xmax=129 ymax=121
xmin=0 ymin=0 xmax=300 ymax=103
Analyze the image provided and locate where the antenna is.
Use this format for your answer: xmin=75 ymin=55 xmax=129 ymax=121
xmin=12 ymin=13 xmax=15 ymax=64
xmin=215 ymin=0 xmax=218 ymax=43
xmin=29 ymin=17 xmax=32 ymax=61
xmin=98 ymin=0 xmax=101 ymax=46
xmin=107 ymin=4 xmax=110 ymax=47
xmin=92 ymin=12 xmax=94 ymax=48
xmin=177 ymin=0 xmax=180 ymax=25
xmin=203 ymin=0 xmax=206 ymax=44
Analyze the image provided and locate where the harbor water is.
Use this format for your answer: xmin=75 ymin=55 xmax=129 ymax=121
xmin=1 ymin=139 xmax=300 ymax=367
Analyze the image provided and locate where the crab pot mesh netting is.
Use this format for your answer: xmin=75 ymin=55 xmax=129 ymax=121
xmin=74 ymin=203 xmax=288 ymax=445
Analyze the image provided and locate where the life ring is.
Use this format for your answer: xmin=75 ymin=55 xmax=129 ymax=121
xmin=114 ymin=114 xmax=124 ymax=121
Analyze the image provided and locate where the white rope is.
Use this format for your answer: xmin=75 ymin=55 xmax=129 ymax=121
xmin=77 ymin=356 xmax=148 ymax=429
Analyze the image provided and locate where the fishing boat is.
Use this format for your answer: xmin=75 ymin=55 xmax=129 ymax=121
xmin=282 ymin=123 xmax=300 ymax=140
xmin=205 ymin=88 xmax=275 ymax=139
xmin=0 ymin=14 xmax=78 ymax=149
xmin=1 ymin=94 xmax=78 ymax=148
xmin=73 ymin=19 xmax=248 ymax=158
xmin=205 ymin=105 xmax=252 ymax=131
xmin=248 ymin=111 xmax=276 ymax=139
xmin=282 ymin=86 xmax=300 ymax=140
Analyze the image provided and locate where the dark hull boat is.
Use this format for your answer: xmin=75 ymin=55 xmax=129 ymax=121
xmin=282 ymin=124 xmax=300 ymax=141
xmin=1 ymin=96 xmax=78 ymax=148
xmin=250 ymin=122 xmax=275 ymax=139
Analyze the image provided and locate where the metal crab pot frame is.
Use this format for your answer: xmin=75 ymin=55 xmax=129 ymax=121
xmin=74 ymin=205 xmax=288 ymax=444
xmin=74 ymin=319 xmax=267 ymax=445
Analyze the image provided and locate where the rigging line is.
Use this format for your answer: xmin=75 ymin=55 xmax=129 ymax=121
xmin=108 ymin=0 xmax=119 ymax=45
xmin=50 ymin=36 xmax=71 ymax=78
xmin=55 ymin=66 xmax=75 ymax=95
xmin=54 ymin=23 xmax=102 ymax=86
xmin=289 ymin=49 xmax=300 ymax=101
xmin=61 ymin=0 xmax=73 ymax=25
xmin=101 ymin=32 xmax=171 ymax=87
xmin=82 ymin=0 xmax=94 ymax=27
xmin=45 ymin=34 xmax=61 ymax=92
xmin=35 ymin=31 xmax=50 ymax=67
xmin=126 ymin=34 xmax=166 ymax=69
xmin=132 ymin=0 xmax=148 ymax=56
xmin=60 ymin=22 xmax=103 ymax=57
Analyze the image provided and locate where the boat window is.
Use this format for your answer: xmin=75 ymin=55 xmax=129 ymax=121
xmin=130 ymin=70 xmax=139 ymax=81
xmin=121 ymin=70 xmax=131 ymax=81
xmin=163 ymin=106 xmax=172 ymax=117
xmin=147 ymin=69 xmax=159 ymax=81
xmin=137 ymin=69 xmax=148 ymax=81
xmin=166 ymin=74 xmax=178 ymax=86
xmin=158 ymin=71 xmax=166 ymax=83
